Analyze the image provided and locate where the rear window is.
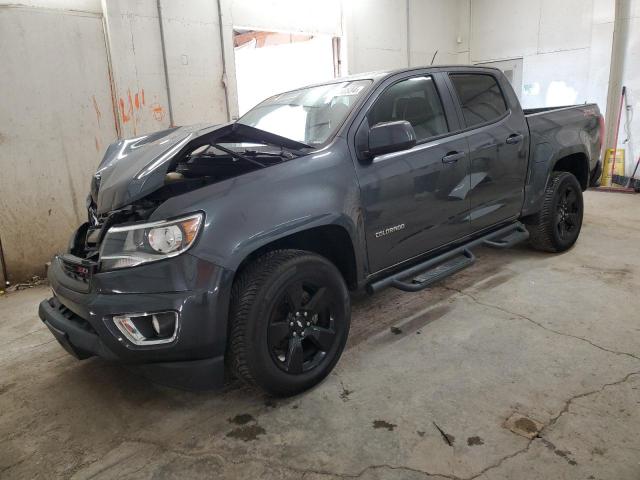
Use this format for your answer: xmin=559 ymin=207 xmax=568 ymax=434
xmin=450 ymin=74 xmax=507 ymax=128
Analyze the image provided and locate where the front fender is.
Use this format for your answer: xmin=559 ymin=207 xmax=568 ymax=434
xmin=223 ymin=211 xmax=360 ymax=271
xmin=150 ymin=140 xmax=366 ymax=276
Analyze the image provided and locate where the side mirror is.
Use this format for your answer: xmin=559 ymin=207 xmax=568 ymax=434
xmin=368 ymin=120 xmax=416 ymax=157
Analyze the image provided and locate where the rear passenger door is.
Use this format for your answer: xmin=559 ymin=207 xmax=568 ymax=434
xmin=352 ymin=72 xmax=471 ymax=274
xmin=447 ymin=71 xmax=529 ymax=231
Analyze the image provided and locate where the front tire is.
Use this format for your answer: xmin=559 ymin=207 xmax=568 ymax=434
xmin=526 ymin=171 xmax=584 ymax=252
xmin=227 ymin=249 xmax=351 ymax=397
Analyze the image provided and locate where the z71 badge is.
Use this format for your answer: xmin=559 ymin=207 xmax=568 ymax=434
xmin=375 ymin=224 xmax=405 ymax=238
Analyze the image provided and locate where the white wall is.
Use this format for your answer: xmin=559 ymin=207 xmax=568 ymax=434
xmin=0 ymin=0 xmax=230 ymax=281
xmin=457 ymin=0 xmax=471 ymax=63
xmin=618 ymin=0 xmax=640 ymax=174
xmin=344 ymin=0 xmax=466 ymax=74
xmin=409 ymin=0 xmax=462 ymax=66
xmin=469 ymin=0 xmax=614 ymax=114
xmin=0 ymin=0 xmax=100 ymax=12
xmin=231 ymin=0 xmax=342 ymax=35
xmin=344 ymin=0 xmax=408 ymax=73
xmin=102 ymin=0 xmax=230 ymax=134
xmin=159 ymin=0 xmax=228 ymax=125
xmin=102 ymin=0 xmax=173 ymax=138
xmin=0 ymin=4 xmax=117 ymax=280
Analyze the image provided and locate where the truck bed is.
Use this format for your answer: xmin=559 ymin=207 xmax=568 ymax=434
xmin=523 ymin=104 xmax=592 ymax=116
xmin=521 ymin=102 xmax=602 ymax=216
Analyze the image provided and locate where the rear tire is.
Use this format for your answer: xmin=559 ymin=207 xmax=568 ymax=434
xmin=227 ymin=249 xmax=351 ymax=397
xmin=526 ymin=171 xmax=584 ymax=252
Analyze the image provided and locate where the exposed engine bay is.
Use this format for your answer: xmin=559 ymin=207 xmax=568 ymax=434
xmin=71 ymin=124 xmax=312 ymax=263
xmin=168 ymin=144 xmax=297 ymax=192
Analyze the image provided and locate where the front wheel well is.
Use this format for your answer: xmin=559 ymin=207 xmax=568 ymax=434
xmin=553 ymin=153 xmax=589 ymax=190
xmin=234 ymin=225 xmax=358 ymax=291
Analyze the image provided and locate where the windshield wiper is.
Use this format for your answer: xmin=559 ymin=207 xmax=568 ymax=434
xmin=244 ymin=149 xmax=295 ymax=160
xmin=212 ymin=143 xmax=267 ymax=168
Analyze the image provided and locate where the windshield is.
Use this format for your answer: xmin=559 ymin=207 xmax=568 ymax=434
xmin=237 ymin=80 xmax=372 ymax=146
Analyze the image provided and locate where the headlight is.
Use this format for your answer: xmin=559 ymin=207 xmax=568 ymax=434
xmin=99 ymin=212 xmax=203 ymax=270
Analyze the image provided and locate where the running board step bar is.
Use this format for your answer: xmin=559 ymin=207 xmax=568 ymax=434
xmin=368 ymin=222 xmax=528 ymax=294
xmin=483 ymin=223 xmax=529 ymax=249
xmin=391 ymin=249 xmax=476 ymax=292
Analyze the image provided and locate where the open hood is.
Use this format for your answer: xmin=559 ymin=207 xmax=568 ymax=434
xmin=93 ymin=122 xmax=311 ymax=215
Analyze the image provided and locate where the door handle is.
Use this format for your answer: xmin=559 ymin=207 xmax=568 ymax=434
xmin=506 ymin=133 xmax=524 ymax=145
xmin=442 ymin=151 xmax=465 ymax=164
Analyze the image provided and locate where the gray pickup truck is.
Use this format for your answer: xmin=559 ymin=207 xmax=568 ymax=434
xmin=39 ymin=66 xmax=603 ymax=396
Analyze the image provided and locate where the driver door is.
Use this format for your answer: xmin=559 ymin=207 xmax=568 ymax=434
xmin=353 ymin=73 xmax=471 ymax=274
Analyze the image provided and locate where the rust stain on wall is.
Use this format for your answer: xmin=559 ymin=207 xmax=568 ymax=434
xmin=127 ymin=89 xmax=134 ymax=116
xmin=151 ymin=103 xmax=166 ymax=122
xmin=91 ymin=95 xmax=101 ymax=126
xmin=118 ymin=88 xmax=149 ymax=130
xmin=119 ymin=96 xmax=131 ymax=123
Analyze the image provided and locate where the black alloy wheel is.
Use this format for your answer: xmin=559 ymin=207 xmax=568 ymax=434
xmin=555 ymin=182 xmax=580 ymax=242
xmin=526 ymin=171 xmax=584 ymax=252
xmin=268 ymin=282 xmax=337 ymax=374
xmin=228 ymin=249 xmax=351 ymax=396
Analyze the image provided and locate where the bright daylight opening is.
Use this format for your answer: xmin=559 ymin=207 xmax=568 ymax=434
xmin=233 ymin=30 xmax=339 ymax=116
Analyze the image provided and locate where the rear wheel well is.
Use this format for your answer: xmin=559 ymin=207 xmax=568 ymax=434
xmin=234 ymin=225 xmax=358 ymax=290
xmin=553 ymin=153 xmax=589 ymax=190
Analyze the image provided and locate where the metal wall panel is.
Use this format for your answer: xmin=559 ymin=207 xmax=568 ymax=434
xmin=102 ymin=4 xmax=172 ymax=137
xmin=0 ymin=6 xmax=118 ymax=280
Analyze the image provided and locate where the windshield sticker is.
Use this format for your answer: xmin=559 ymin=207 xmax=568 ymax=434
xmin=339 ymin=84 xmax=366 ymax=96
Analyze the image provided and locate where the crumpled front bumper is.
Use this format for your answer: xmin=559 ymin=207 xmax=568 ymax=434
xmin=38 ymin=252 xmax=234 ymax=390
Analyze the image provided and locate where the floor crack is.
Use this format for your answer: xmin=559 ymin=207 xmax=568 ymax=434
xmin=463 ymin=441 xmax=534 ymax=480
xmin=54 ymin=369 xmax=640 ymax=480
xmin=540 ymin=370 xmax=640 ymax=433
xmin=115 ymin=437 xmax=460 ymax=479
xmin=26 ymin=283 xmax=639 ymax=480
xmin=441 ymin=286 xmax=640 ymax=362
xmin=463 ymin=370 xmax=640 ymax=479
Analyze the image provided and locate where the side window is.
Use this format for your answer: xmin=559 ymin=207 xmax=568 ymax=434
xmin=449 ymin=74 xmax=507 ymax=128
xmin=368 ymin=76 xmax=448 ymax=142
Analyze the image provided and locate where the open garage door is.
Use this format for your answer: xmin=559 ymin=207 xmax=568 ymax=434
xmin=233 ymin=30 xmax=337 ymax=115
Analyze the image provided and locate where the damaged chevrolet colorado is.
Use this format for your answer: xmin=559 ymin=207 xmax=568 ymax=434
xmin=39 ymin=66 xmax=603 ymax=396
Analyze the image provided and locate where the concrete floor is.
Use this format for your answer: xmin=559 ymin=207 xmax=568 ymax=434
xmin=1 ymin=190 xmax=639 ymax=480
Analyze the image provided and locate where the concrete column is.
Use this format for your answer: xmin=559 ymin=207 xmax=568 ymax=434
xmin=217 ymin=0 xmax=240 ymax=121
xmin=604 ymin=0 xmax=631 ymax=155
xmin=406 ymin=0 xmax=411 ymax=67
xmin=156 ymin=0 xmax=175 ymax=127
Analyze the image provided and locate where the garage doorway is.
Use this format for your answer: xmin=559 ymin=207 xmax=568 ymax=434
xmin=475 ymin=58 xmax=523 ymax=99
xmin=233 ymin=30 xmax=339 ymax=115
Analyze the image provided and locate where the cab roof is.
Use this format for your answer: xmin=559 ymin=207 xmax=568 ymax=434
xmin=299 ymin=65 xmax=502 ymax=90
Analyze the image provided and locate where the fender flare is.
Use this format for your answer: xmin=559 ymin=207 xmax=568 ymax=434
xmin=522 ymin=145 xmax=590 ymax=217
xmin=224 ymin=213 xmax=367 ymax=287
